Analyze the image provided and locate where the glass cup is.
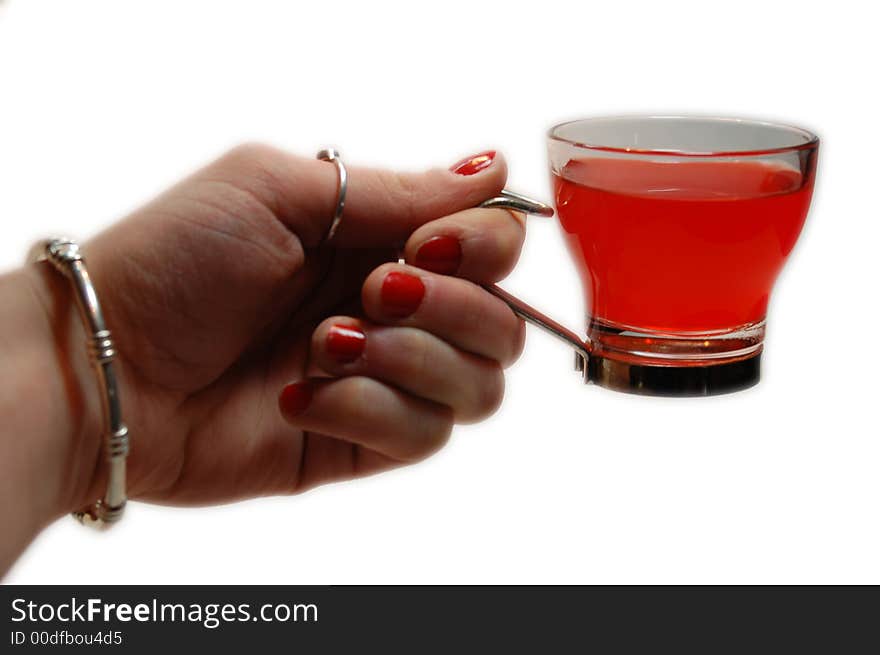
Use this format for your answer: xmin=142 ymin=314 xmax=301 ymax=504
xmin=495 ymin=116 xmax=818 ymax=396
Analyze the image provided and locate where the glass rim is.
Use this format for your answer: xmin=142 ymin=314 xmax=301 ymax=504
xmin=547 ymin=115 xmax=820 ymax=158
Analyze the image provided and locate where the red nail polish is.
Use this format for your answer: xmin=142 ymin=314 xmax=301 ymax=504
xmin=279 ymin=381 xmax=313 ymax=418
xmin=381 ymin=271 xmax=425 ymax=317
xmin=414 ymin=236 xmax=462 ymax=275
xmin=326 ymin=324 xmax=366 ymax=363
xmin=450 ymin=150 xmax=496 ymax=176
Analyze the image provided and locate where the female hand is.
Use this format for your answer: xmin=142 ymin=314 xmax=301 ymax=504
xmin=27 ymin=145 xmax=526 ymax=514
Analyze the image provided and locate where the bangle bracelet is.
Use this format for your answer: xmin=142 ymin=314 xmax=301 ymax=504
xmin=28 ymin=237 xmax=129 ymax=528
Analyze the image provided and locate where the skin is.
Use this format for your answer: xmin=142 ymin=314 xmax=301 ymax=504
xmin=0 ymin=144 xmax=526 ymax=576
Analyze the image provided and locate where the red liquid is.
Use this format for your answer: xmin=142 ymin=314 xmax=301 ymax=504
xmin=554 ymin=157 xmax=814 ymax=332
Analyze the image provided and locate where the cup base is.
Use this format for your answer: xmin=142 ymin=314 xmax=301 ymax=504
xmin=585 ymin=318 xmax=765 ymax=396
xmin=587 ymin=352 xmax=760 ymax=396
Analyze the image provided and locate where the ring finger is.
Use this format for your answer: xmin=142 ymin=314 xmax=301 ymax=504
xmin=310 ymin=317 xmax=505 ymax=423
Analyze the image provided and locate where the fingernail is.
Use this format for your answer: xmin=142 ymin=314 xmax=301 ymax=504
xmin=381 ymin=271 xmax=425 ymax=317
xmin=450 ymin=150 xmax=496 ymax=176
xmin=279 ymin=381 xmax=313 ymax=418
xmin=414 ymin=236 xmax=462 ymax=275
xmin=326 ymin=324 xmax=366 ymax=363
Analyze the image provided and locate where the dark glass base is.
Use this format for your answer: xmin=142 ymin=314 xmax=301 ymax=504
xmin=587 ymin=353 xmax=761 ymax=397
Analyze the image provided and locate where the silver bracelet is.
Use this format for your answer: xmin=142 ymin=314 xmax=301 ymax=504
xmin=28 ymin=237 xmax=129 ymax=528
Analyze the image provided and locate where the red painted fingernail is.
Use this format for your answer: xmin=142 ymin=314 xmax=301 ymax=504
xmin=414 ymin=236 xmax=462 ymax=275
xmin=279 ymin=381 xmax=313 ymax=418
xmin=450 ymin=150 xmax=496 ymax=176
xmin=381 ymin=271 xmax=425 ymax=317
xmin=326 ymin=324 xmax=366 ymax=363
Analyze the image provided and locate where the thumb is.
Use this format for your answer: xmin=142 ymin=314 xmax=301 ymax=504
xmin=200 ymin=144 xmax=508 ymax=248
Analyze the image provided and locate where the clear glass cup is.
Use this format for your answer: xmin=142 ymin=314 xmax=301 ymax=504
xmin=546 ymin=116 xmax=818 ymax=395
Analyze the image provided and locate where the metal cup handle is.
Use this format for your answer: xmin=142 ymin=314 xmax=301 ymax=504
xmin=478 ymin=191 xmax=591 ymax=380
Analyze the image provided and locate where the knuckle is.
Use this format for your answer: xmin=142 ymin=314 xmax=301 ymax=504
xmin=502 ymin=208 xmax=528 ymax=232
xmin=193 ymin=184 xmax=304 ymax=281
xmin=220 ymin=142 xmax=279 ymax=174
xmin=467 ymin=209 xmax=526 ymax=280
xmin=406 ymin=407 xmax=454 ymax=462
xmin=344 ymin=376 xmax=381 ymax=422
xmin=470 ymin=364 xmax=505 ymax=422
xmin=454 ymin=284 xmax=489 ymax=333
xmin=410 ymin=329 xmax=434 ymax=379
xmin=462 ymin=291 xmax=523 ymax=365
xmin=499 ymin=210 xmax=527 ymax=252
xmin=181 ymin=165 xmax=305 ymax=284
xmin=505 ymin=318 xmax=527 ymax=366
xmin=387 ymin=328 xmax=433 ymax=384
xmin=215 ymin=143 xmax=290 ymax=213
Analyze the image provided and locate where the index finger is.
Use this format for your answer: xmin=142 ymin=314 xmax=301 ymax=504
xmin=402 ymin=207 xmax=527 ymax=284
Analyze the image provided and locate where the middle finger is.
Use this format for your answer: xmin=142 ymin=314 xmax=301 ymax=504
xmin=361 ymin=262 xmax=525 ymax=366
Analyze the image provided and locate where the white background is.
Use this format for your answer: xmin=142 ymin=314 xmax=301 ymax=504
xmin=2 ymin=0 xmax=877 ymax=584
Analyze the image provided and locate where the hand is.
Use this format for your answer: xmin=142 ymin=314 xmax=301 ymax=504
xmin=28 ymin=145 xmax=526 ymax=514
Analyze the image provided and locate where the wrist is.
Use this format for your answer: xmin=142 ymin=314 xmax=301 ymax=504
xmin=3 ymin=265 xmax=105 ymax=523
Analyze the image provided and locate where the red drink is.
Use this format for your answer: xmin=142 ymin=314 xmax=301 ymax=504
xmin=554 ymin=157 xmax=815 ymax=333
xmin=545 ymin=116 xmax=818 ymax=394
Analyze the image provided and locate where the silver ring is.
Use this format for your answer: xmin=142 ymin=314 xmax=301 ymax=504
xmin=316 ymin=148 xmax=347 ymax=244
